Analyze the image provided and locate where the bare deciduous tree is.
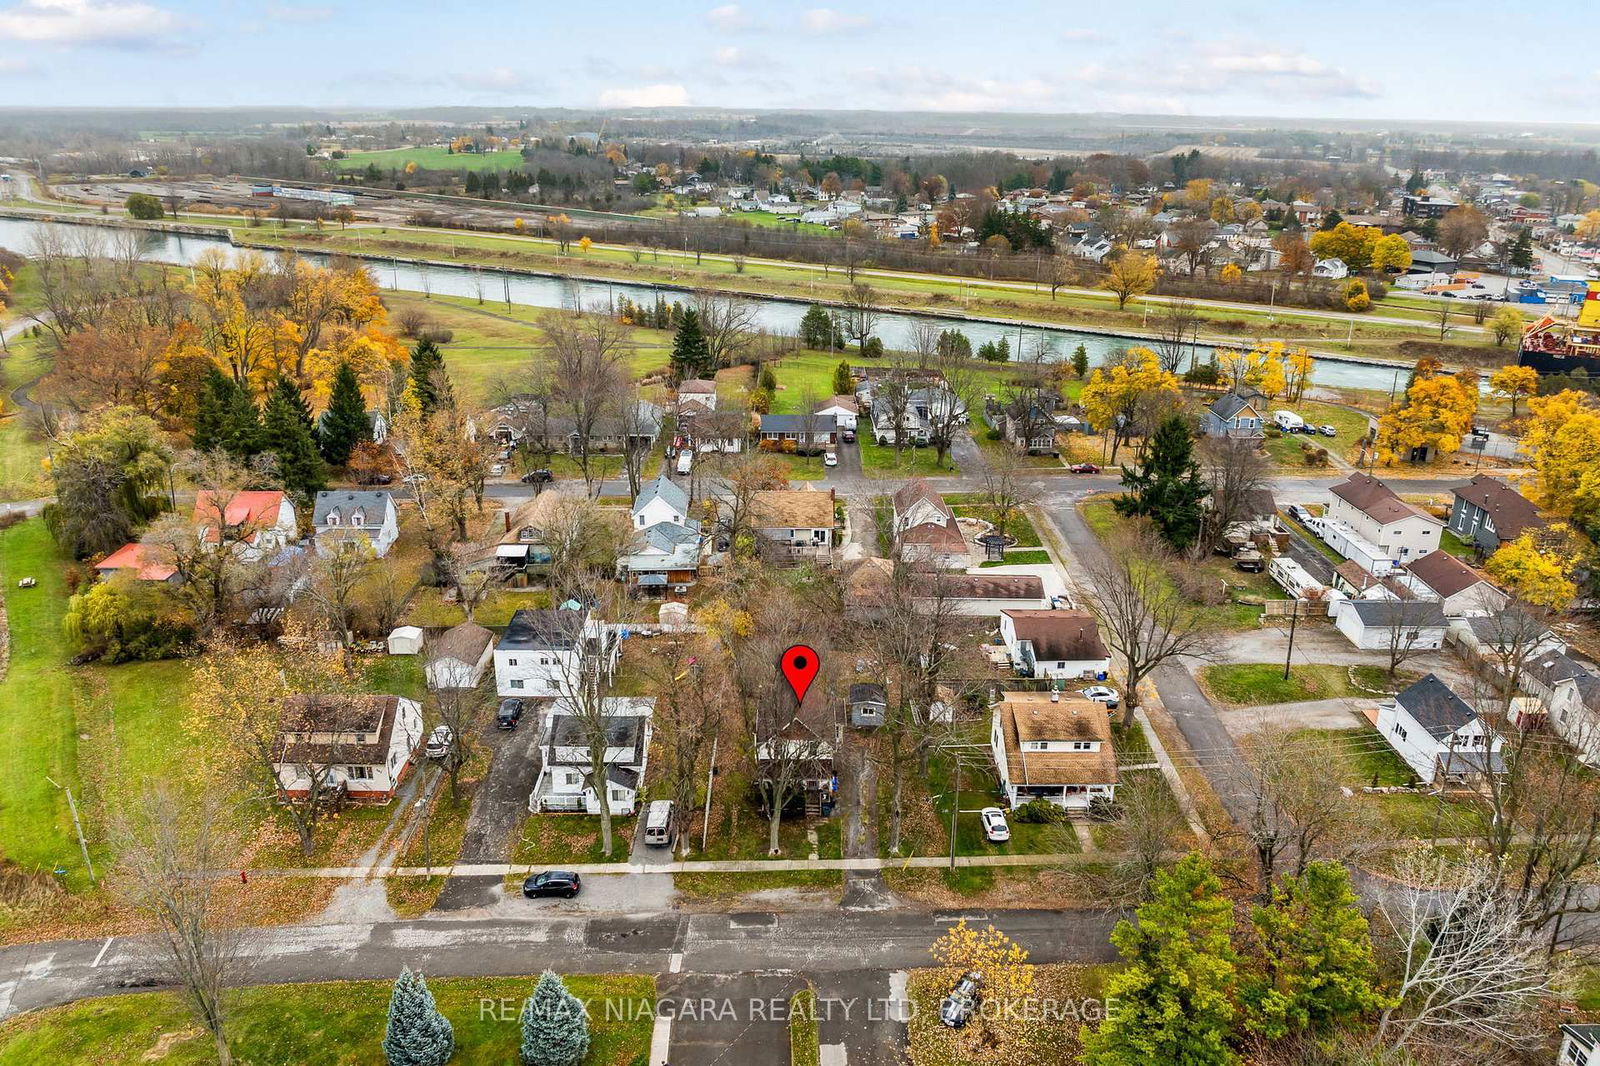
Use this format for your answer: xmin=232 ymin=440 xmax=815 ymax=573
xmin=695 ymin=292 xmax=759 ymax=370
xmin=541 ymin=312 xmax=629 ymax=494
xmin=1152 ymin=298 xmax=1201 ymax=374
xmin=115 ymin=783 xmax=247 ymax=1066
xmin=1372 ymin=851 xmax=1552 ymax=1061
xmin=644 ymin=636 xmax=733 ymax=858
xmin=1077 ymin=523 xmax=1215 ymax=729
xmin=840 ymin=283 xmax=881 ymax=351
xmin=1198 ymin=437 xmax=1271 ymax=552
xmin=979 ymin=448 xmax=1041 ymax=546
xmin=304 ymin=542 xmax=375 ymax=648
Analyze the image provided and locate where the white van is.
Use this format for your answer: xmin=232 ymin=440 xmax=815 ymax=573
xmin=643 ymin=800 xmax=674 ymax=848
xmin=675 ymin=451 xmax=693 ymax=476
xmin=1272 ymin=410 xmax=1305 ymax=433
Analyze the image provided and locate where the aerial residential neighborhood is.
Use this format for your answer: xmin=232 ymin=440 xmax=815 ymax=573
xmin=6 ymin=7 xmax=1600 ymax=1065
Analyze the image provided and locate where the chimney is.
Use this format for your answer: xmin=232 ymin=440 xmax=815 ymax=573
xmin=504 ymin=510 xmax=511 ymax=533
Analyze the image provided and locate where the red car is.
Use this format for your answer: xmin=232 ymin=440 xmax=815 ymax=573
xmin=1068 ymin=463 xmax=1101 ymax=474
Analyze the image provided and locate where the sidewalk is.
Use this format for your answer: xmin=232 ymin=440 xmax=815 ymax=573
xmin=239 ymin=851 xmax=1102 ymax=879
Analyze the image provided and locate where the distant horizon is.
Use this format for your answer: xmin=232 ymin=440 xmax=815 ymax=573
xmin=1 ymin=0 xmax=1593 ymax=126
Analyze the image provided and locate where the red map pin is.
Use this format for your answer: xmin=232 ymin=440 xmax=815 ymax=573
xmin=780 ymin=644 xmax=821 ymax=706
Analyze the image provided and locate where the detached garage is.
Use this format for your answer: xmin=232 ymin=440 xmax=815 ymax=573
xmin=1333 ymin=600 xmax=1447 ymax=652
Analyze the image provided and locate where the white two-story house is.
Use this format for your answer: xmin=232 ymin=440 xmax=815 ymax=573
xmin=529 ymin=697 xmax=653 ymax=815
xmin=1325 ymin=473 xmax=1442 ymax=568
xmin=194 ymin=490 xmax=298 ymax=562
xmin=991 ymin=691 xmax=1118 ymax=811
xmin=1376 ymin=673 xmax=1504 ymax=786
xmin=999 ymin=610 xmax=1112 ymax=680
xmin=494 ymin=607 xmax=619 ymax=699
xmin=312 ymin=490 xmax=400 ymax=558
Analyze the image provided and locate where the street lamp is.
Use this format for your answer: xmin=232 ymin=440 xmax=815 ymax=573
xmin=45 ymin=776 xmax=95 ymax=885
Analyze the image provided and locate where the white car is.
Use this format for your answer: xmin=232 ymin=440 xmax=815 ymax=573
xmin=823 ymin=451 xmax=838 ymax=467
xmin=1080 ymin=686 xmax=1119 ymax=708
xmin=425 ymin=725 xmax=454 ymax=759
xmin=980 ymin=807 xmax=1010 ymax=843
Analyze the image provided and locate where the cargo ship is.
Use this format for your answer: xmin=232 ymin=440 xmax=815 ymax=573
xmin=1518 ymin=279 xmax=1600 ymax=375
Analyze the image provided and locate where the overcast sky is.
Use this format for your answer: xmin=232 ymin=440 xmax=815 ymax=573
xmin=0 ymin=0 xmax=1590 ymax=123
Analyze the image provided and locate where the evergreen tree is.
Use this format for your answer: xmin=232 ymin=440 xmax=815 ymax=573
xmin=1510 ymin=228 xmax=1534 ymax=271
xmin=262 ymin=375 xmax=327 ymax=498
xmin=1072 ymin=343 xmax=1090 ymax=379
xmin=995 ymin=336 xmax=1010 ymax=362
xmin=193 ymin=365 xmax=262 ymax=458
xmin=409 ymin=337 xmax=452 ymax=414
xmin=383 ymin=967 xmax=455 ymax=1066
xmin=1080 ymin=854 xmax=1239 ymax=1066
xmin=1241 ymin=862 xmax=1387 ymax=1040
xmin=520 ymin=971 xmax=590 ymax=1066
xmin=670 ymin=307 xmax=711 ymax=380
xmin=1114 ymin=415 xmax=1207 ymax=552
xmin=758 ymin=364 xmax=778 ymax=393
xmin=1318 ymin=209 xmax=1343 ymax=232
xmin=1405 ymin=169 xmax=1426 ymax=194
xmin=831 ymin=360 xmax=854 ymax=396
xmin=799 ymin=304 xmax=837 ymax=349
xmin=319 ymin=360 xmax=372 ymax=466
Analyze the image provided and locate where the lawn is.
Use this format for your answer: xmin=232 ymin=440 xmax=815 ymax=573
xmin=1200 ymin=662 xmax=1370 ymax=706
xmin=511 ymin=813 xmax=635 ymax=866
xmin=1439 ymin=529 xmax=1479 ymax=560
xmin=790 ymin=986 xmax=821 ymax=1066
xmin=947 ymin=497 xmax=1042 ymax=547
xmin=0 ymin=334 xmax=52 ymax=502
xmin=979 ymin=549 xmax=1051 ymax=567
xmin=1261 ymin=401 xmax=1370 ymax=468
xmin=338 ymin=145 xmax=532 ymax=173
xmin=1264 ymin=727 xmax=1479 ymax=840
xmin=0 ymin=520 xmax=87 ymax=881
xmin=0 ymin=974 xmax=655 ymax=1066
xmin=860 ymin=439 xmax=958 ymax=478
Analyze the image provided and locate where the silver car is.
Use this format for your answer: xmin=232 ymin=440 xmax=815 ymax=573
xmin=425 ymin=724 xmax=453 ymax=759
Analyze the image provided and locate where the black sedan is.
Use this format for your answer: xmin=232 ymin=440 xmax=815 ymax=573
xmin=523 ymin=870 xmax=581 ymax=899
xmin=496 ymin=698 xmax=525 ymax=730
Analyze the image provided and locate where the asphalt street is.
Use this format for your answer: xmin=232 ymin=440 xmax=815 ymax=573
xmin=0 ymin=908 xmax=1119 ymax=1022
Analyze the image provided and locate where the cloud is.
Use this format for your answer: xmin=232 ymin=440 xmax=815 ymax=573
xmin=802 ymin=7 xmax=870 ymax=33
xmin=598 ymin=83 xmax=690 ymax=108
xmin=1181 ymin=45 xmax=1379 ymax=99
xmin=711 ymin=45 xmax=767 ymax=68
xmin=1060 ymin=28 xmax=1101 ymax=41
xmin=705 ymin=3 xmax=750 ymax=30
xmin=0 ymin=0 xmax=181 ymax=46
xmin=0 ymin=54 xmax=32 ymax=72
xmin=452 ymin=67 xmax=541 ymax=93
xmin=264 ymin=4 xmax=331 ymax=22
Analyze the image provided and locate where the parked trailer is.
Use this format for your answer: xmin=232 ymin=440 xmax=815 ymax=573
xmin=1273 ymin=410 xmax=1305 ymax=433
xmin=1268 ymin=557 xmax=1324 ymax=599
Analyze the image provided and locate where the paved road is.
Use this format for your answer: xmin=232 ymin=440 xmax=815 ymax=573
xmin=0 ymin=908 xmax=1118 ymax=1022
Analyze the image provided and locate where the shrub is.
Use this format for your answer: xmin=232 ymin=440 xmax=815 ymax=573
xmin=1013 ymin=798 xmax=1068 ymax=824
xmin=1173 ymin=567 xmax=1227 ymax=606
xmin=1088 ymin=795 xmax=1120 ymax=822
xmin=862 ymin=337 xmax=885 ymax=359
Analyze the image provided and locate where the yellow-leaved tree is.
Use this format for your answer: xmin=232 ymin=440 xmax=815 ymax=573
xmin=1080 ymin=347 xmax=1181 ymax=464
xmin=929 ymin=919 xmax=1034 ymax=1045
xmin=1101 ymin=250 xmax=1159 ymax=310
xmin=1485 ymin=527 xmax=1583 ymax=610
xmin=1489 ymin=364 xmax=1538 ymax=417
xmin=1216 ymin=340 xmax=1293 ymax=401
xmin=1524 ymin=390 xmax=1600 ymax=523
xmin=1375 ymin=373 xmax=1477 ymax=464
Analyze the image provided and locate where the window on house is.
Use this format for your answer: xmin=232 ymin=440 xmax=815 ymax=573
xmin=354 ymin=734 xmax=368 ymax=744
xmin=510 ymin=679 xmax=524 ymax=690
xmin=610 ymin=788 xmax=626 ymax=802
xmin=347 ymin=765 xmax=373 ymax=780
xmin=1028 ymin=741 xmax=1050 ymax=752
xmin=1394 ymin=724 xmax=1408 ymax=742
xmin=563 ymin=771 xmax=581 ymax=786
xmin=508 ymin=658 xmax=518 ymax=667
xmin=1071 ymin=741 xmax=1094 ymax=751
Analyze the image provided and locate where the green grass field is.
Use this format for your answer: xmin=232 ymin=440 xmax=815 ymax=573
xmin=337 ymin=145 xmax=530 ymax=173
xmin=1262 ymin=400 xmax=1370 ymax=468
xmin=0 ymin=333 xmax=52 ymax=502
xmin=1200 ymin=662 xmax=1367 ymax=706
xmin=0 ymin=975 xmax=655 ymax=1066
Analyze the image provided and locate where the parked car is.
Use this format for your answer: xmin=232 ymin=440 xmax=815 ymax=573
xmin=1318 ymin=425 xmax=1337 ymax=437
xmin=496 ymin=698 xmax=525 ymax=730
xmin=522 ymin=870 xmax=581 ymax=899
xmin=521 ymin=469 xmax=554 ymax=484
xmin=824 ymin=451 xmax=838 ymax=468
xmin=1081 ymin=685 xmax=1119 ymax=709
xmin=1068 ymin=462 xmax=1101 ymax=474
xmin=1287 ymin=504 xmax=1313 ymax=525
xmin=842 ymin=429 xmax=857 ymax=443
xmin=938 ymin=971 xmax=984 ymax=1029
xmin=980 ymin=807 xmax=1011 ymax=843
xmin=489 ymin=463 xmax=506 ymax=477
xmin=425 ymin=725 xmax=454 ymax=759
xmin=359 ymin=472 xmax=394 ymax=485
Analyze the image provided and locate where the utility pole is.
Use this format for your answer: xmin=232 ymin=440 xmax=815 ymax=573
xmin=948 ymin=751 xmax=962 ymax=870
xmin=46 ymin=776 xmax=95 ymax=885
xmin=701 ymin=736 xmax=718 ymax=854
xmin=1283 ymin=598 xmax=1300 ymax=681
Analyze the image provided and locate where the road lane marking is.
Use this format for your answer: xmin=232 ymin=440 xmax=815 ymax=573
xmin=668 ymin=952 xmax=683 ymax=973
xmin=92 ymin=937 xmax=114 ymax=967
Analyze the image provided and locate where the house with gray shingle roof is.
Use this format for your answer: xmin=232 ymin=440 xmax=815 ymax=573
xmin=1376 ymin=673 xmax=1504 ymax=785
xmin=1200 ymin=393 xmax=1266 ymax=440
xmin=312 ymin=490 xmax=399 ymax=557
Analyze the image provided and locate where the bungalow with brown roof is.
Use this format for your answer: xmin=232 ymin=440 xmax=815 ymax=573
xmin=1401 ymin=551 xmax=1506 ymax=617
xmin=271 ymin=694 xmax=424 ymax=803
xmin=750 ymin=488 xmax=836 ymax=563
xmin=999 ymin=609 xmax=1111 ymax=680
xmin=1448 ymin=475 xmax=1547 ymax=555
xmin=990 ymin=691 xmax=1118 ymax=811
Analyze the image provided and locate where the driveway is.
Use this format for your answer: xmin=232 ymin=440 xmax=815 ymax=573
xmin=659 ymin=973 xmax=803 ymax=1066
xmin=434 ymin=702 xmax=544 ymax=912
